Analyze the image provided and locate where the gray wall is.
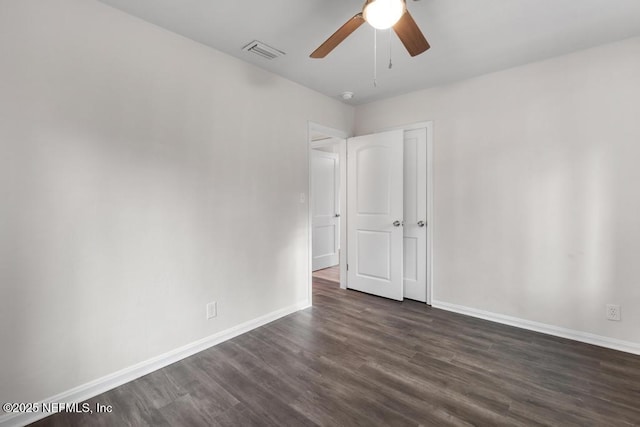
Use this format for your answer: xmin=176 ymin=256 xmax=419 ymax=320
xmin=356 ymin=37 xmax=640 ymax=346
xmin=0 ymin=0 xmax=353 ymax=403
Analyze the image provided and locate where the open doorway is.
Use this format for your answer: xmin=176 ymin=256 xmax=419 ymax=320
xmin=308 ymin=123 xmax=348 ymax=296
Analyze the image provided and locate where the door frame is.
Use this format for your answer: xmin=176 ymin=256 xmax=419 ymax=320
xmin=377 ymin=121 xmax=434 ymax=305
xmin=308 ymin=122 xmax=349 ymax=305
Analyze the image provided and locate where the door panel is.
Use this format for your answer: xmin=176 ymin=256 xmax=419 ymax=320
xmin=347 ymin=130 xmax=403 ymax=301
xmin=313 ymin=225 xmax=336 ymax=257
xmin=312 ymin=150 xmax=340 ymax=271
xmin=403 ymin=128 xmax=427 ymax=301
xmin=356 ymin=230 xmax=391 ymax=280
xmin=356 ymin=147 xmax=392 ymax=214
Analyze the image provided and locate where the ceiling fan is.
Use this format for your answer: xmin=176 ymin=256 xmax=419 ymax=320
xmin=310 ymin=0 xmax=430 ymax=59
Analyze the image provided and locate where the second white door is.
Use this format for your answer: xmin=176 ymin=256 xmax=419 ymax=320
xmin=403 ymin=128 xmax=428 ymax=302
xmin=311 ymin=150 xmax=340 ymax=271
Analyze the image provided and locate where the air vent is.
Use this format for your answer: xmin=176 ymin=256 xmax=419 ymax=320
xmin=242 ymin=40 xmax=286 ymax=60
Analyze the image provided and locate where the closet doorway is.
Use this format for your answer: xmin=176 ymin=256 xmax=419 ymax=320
xmin=307 ymin=121 xmax=433 ymax=305
xmin=346 ymin=123 xmax=433 ymax=303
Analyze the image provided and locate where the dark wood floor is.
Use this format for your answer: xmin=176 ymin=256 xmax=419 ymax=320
xmin=33 ymin=278 xmax=640 ymax=426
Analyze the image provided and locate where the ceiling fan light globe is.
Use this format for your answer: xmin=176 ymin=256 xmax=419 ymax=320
xmin=363 ymin=0 xmax=405 ymax=30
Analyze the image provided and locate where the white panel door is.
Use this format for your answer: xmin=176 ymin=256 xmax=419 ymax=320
xmin=403 ymin=128 xmax=428 ymax=302
xmin=312 ymin=150 xmax=340 ymax=271
xmin=347 ymin=130 xmax=404 ymax=301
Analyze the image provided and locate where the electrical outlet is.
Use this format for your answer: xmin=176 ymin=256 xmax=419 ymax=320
xmin=206 ymin=302 xmax=217 ymax=320
xmin=606 ymin=304 xmax=621 ymax=321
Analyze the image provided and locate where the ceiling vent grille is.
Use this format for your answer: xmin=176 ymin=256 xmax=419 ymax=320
xmin=242 ymin=40 xmax=286 ymax=60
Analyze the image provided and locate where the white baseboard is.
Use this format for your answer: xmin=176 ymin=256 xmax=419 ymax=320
xmin=0 ymin=300 xmax=311 ymax=427
xmin=432 ymin=300 xmax=640 ymax=356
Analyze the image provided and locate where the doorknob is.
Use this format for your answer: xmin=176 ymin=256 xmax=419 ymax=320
xmin=393 ymin=220 xmax=401 ymax=227
xmin=334 ymin=214 xmax=340 ymax=218
xmin=417 ymin=221 xmax=425 ymax=227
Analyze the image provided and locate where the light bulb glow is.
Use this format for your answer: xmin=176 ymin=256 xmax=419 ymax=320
xmin=363 ymin=0 xmax=405 ymax=30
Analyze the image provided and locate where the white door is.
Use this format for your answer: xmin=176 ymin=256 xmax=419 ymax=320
xmin=311 ymin=150 xmax=340 ymax=271
xmin=347 ymin=130 xmax=404 ymax=301
xmin=403 ymin=128 xmax=428 ymax=302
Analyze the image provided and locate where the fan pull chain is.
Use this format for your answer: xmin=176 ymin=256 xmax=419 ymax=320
xmin=373 ymin=29 xmax=377 ymax=87
xmin=389 ymin=28 xmax=393 ymax=69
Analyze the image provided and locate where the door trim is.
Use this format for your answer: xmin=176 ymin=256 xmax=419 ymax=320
xmin=369 ymin=121 xmax=434 ymax=305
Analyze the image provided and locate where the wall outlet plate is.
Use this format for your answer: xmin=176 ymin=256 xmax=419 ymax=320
xmin=606 ymin=304 xmax=621 ymax=321
xmin=206 ymin=302 xmax=217 ymax=319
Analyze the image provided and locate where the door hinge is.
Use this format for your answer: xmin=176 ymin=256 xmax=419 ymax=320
xmin=347 ymin=264 xmax=349 ymax=271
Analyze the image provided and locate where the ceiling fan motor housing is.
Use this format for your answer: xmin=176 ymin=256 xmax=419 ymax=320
xmin=362 ymin=0 xmax=407 ymax=30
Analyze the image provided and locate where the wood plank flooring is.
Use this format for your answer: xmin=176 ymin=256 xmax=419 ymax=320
xmin=312 ymin=265 xmax=340 ymax=283
xmin=32 ymin=278 xmax=640 ymax=426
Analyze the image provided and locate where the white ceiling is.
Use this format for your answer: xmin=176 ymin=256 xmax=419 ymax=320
xmin=97 ymin=0 xmax=640 ymax=105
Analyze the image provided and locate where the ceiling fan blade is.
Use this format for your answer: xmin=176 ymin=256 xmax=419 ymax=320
xmin=393 ymin=11 xmax=430 ymax=57
xmin=310 ymin=13 xmax=365 ymax=58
